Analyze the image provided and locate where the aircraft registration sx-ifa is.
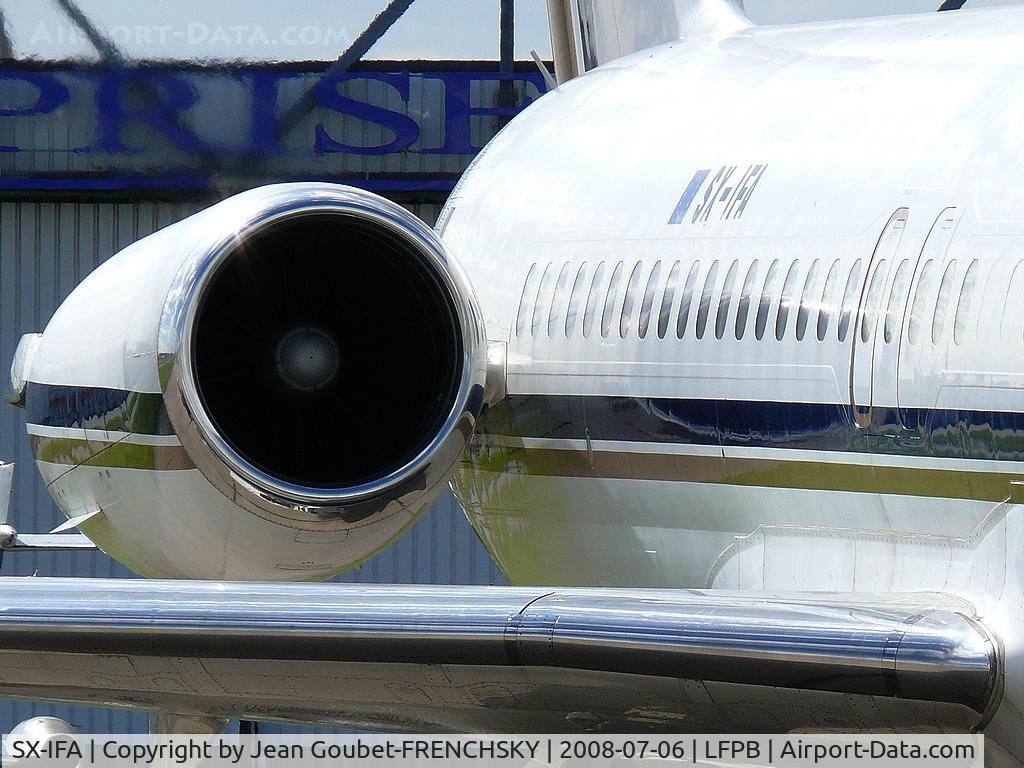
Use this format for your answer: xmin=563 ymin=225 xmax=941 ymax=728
xmin=4 ymin=0 xmax=1024 ymax=759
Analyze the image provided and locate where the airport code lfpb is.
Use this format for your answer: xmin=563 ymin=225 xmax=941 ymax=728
xmin=0 ymin=734 xmax=984 ymax=767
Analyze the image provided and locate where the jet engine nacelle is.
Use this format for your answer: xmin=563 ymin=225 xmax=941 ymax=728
xmin=12 ymin=183 xmax=487 ymax=579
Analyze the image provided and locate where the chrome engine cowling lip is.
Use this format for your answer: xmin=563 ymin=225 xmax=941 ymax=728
xmin=157 ymin=184 xmax=486 ymax=530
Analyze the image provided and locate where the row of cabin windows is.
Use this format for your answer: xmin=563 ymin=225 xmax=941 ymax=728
xmin=515 ymin=256 xmax=984 ymax=346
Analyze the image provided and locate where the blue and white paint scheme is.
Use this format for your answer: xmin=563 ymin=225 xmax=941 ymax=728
xmin=8 ymin=0 xmax=1024 ymax=758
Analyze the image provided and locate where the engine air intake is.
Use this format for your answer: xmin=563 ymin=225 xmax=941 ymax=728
xmin=159 ymin=184 xmax=486 ymax=529
xmin=192 ymin=213 xmax=462 ymax=489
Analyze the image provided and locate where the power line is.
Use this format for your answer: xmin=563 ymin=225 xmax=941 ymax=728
xmin=0 ymin=8 xmax=14 ymax=59
xmin=50 ymin=0 xmax=124 ymax=61
xmin=273 ymin=0 xmax=416 ymax=141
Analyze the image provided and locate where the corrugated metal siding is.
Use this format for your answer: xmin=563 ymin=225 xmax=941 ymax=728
xmin=0 ymin=199 xmax=506 ymax=732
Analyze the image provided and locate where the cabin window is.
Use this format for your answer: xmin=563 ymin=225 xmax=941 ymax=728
xmin=676 ymin=262 xmax=702 ymax=339
xmin=932 ymin=260 xmax=958 ymax=344
xmin=858 ymin=260 xmax=887 ymax=344
xmin=531 ymin=263 xmax=555 ymax=337
xmin=755 ymin=259 xmax=780 ymax=341
xmin=883 ymin=259 xmax=911 ymax=344
xmin=735 ymin=260 xmax=759 ymax=340
xmin=695 ymin=260 xmax=720 ymax=340
xmin=638 ymin=260 xmax=663 ymax=339
xmin=953 ymin=259 xmax=979 ymax=345
xmin=547 ymin=262 xmax=572 ymax=338
xmin=582 ymin=262 xmax=607 ymax=338
xmin=1001 ymin=261 xmax=1024 ymax=343
xmin=795 ymin=258 xmax=820 ymax=341
xmin=601 ymin=261 xmax=625 ymax=338
xmin=515 ymin=263 xmax=538 ymax=338
xmin=976 ymin=256 xmax=1007 ymax=345
xmin=715 ymin=260 xmax=739 ymax=340
xmin=907 ymin=259 xmax=935 ymax=346
xmin=816 ymin=259 xmax=842 ymax=341
xmin=657 ymin=261 xmax=682 ymax=339
xmin=837 ymin=259 xmax=863 ymax=343
xmin=620 ymin=262 xmax=644 ymax=339
xmin=564 ymin=262 xmax=588 ymax=337
xmin=775 ymin=260 xmax=801 ymax=341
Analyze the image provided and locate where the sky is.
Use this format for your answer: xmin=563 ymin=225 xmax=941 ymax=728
xmin=4 ymin=0 xmax=1024 ymax=62
xmin=5 ymin=0 xmax=554 ymax=62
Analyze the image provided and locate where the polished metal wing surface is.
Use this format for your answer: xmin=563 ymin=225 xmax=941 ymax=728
xmin=0 ymin=579 xmax=1000 ymax=732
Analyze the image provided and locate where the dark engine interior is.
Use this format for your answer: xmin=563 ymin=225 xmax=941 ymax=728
xmin=191 ymin=213 xmax=462 ymax=488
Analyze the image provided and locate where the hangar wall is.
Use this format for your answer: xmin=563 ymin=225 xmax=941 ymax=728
xmin=0 ymin=59 xmax=543 ymax=731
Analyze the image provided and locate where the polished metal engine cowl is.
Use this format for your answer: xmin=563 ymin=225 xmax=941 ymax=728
xmin=158 ymin=183 xmax=486 ymax=530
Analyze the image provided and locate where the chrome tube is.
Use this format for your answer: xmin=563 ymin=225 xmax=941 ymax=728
xmin=512 ymin=591 xmax=1000 ymax=717
xmin=0 ymin=579 xmax=1000 ymax=728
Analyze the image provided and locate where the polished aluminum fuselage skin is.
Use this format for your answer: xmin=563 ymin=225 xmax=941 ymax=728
xmin=438 ymin=6 xmax=1024 ymax=755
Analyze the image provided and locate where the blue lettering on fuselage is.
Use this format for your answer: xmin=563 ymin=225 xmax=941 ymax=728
xmin=669 ymin=163 xmax=768 ymax=224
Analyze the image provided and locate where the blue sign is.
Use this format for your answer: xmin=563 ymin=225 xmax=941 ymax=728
xmin=0 ymin=64 xmax=548 ymax=194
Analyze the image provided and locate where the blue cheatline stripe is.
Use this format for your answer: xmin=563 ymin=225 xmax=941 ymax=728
xmin=25 ymin=382 xmax=174 ymax=436
xmin=26 ymin=383 xmax=1024 ymax=464
xmin=485 ymin=395 xmax=1024 ymax=463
